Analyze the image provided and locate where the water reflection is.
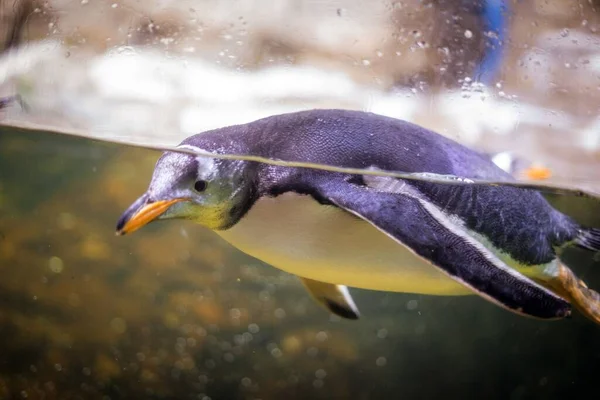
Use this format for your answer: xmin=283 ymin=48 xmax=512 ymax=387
xmin=0 ymin=127 xmax=599 ymax=399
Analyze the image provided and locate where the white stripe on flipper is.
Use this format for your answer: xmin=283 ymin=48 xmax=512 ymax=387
xmin=360 ymin=174 xmax=566 ymax=315
xmin=300 ymin=277 xmax=360 ymax=318
xmin=337 ymin=284 xmax=360 ymax=315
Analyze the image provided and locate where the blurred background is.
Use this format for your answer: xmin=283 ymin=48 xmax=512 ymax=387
xmin=1 ymin=0 xmax=600 ymax=399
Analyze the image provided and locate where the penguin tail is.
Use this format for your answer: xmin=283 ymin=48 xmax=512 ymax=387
xmin=576 ymin=228 xmax=600 ymax=252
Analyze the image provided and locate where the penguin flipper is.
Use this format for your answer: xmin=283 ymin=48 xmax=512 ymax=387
xmin=299 ymin=277 xmax=360 ymax=320
xmin=313 ymin=175 xmax=571 ymax=320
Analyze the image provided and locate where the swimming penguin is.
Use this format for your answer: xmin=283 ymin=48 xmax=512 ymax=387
xmin=116 ymin=109 xmax=600 ymax=324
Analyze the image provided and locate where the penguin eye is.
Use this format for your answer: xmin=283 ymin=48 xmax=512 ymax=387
xmin=194 ymin=180 xmax=208 ymax=192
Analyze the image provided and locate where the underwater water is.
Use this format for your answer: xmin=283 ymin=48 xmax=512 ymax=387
xmin=0 ymin=126 xmax=599 ymax=400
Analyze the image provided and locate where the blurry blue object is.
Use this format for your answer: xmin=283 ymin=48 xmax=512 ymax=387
xmin=474 ymin=0 xmax=510 ymax=84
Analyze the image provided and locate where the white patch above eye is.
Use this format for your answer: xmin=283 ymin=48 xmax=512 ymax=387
xmin=177 ymin=144 xmax=218 ymax=180
xmin=490 ymin=151 xmax=515 ymax=174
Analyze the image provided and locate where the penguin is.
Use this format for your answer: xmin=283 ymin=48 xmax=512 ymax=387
xmin=116 ymin=109 xmax=600 ymax=324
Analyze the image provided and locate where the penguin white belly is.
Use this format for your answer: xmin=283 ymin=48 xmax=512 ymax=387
xmin=216 ymin=192 xmax=472 ymax=295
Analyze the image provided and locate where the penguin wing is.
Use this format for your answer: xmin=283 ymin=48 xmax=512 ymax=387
xmin=313 ymin=174 xmax=571 ymax=320
xmin=299 ymin=277 xmax=360 ymax=320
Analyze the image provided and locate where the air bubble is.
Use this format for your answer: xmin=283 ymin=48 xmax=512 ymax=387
xmin=406 ymin=300 xmax=418 ymax=310
xmin=49 ymin=257 xmax=64 ymax=273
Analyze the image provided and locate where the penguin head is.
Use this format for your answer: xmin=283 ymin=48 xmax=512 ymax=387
xmin=116 ymin=149 xmax=253 ymax=235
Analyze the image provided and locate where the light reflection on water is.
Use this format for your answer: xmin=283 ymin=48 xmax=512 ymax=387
xmin=0 ymin=126 xmax=599 ymax=399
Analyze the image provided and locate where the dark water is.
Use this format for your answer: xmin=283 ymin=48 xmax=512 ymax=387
xmin=0 ymin=126 xmax=599 ymax=400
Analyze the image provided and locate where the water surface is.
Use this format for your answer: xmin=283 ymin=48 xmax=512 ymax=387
xmin=0 ymin=126 xmax=599 ymax=399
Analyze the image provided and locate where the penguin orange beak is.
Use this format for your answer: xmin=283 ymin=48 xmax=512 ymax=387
xmin=522 ymin=165 xmax=552 ymax=181
xmin=116 ymin=195 xmax=186 ymax=235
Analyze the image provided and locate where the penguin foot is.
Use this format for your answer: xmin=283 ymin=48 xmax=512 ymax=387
xmin=545 ymin=264 xmax=600 ymax=325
